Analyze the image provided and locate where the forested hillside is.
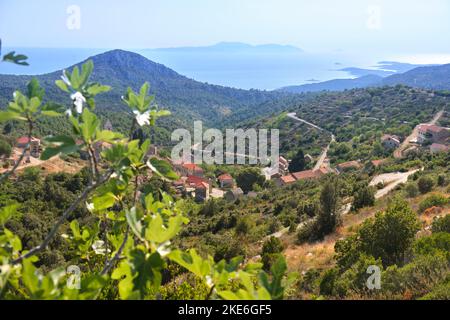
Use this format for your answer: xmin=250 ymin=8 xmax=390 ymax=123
xmin=0 ymin=49 xmax=298 ymax=139
xmin=244 ymin=86 xmax=450 ymax=160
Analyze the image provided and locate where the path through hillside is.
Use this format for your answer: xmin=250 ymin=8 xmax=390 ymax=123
xmin=286 ymin=112 xmax=335 ymax=171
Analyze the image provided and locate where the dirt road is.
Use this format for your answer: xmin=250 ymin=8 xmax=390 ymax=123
xmin=287 ymin=112 xmax=335 ymax=171
xmin=266 ymin=168 xmax=420 ymax=240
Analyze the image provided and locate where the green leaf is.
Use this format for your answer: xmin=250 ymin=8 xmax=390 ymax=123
xmin=41 ymin=102 xmax=65 ymax=117
xmin=0 ymin=111 xmax=26 ymax=122
xmin=79 ymin=60 xmax=94 ymax=87
xmin=168 ymin=249 xmax=212 ymax=278
xmin=86 ymin=83 xmax=111 ymax=96
xmin=95 ymin=130 xmax=123 ymax=143
xmin=27 ymin=78 xmax=45 ymax=100
xmin=125 ymin=208 xmax=145 ymax=241
xmin=0 ymin=203 xmax=21 ymax=225
xmin=71 ymin=66 xmax=81 ymax=89
xmin=3 ymin=51 xmax=29 ymax=65
xmin=147 ymin=158 xmax=179 ymax=181
xmin=55 ymin=80 xmax=69 ymax=93
xmin=91 ymin=192 xmax=116 ymax=212
xmin=145 ymin=213 xmax=184 ymax=244
xmin=41 ymin=135 xmax=78 ymax=160
xmin=80 ymin=108 xmax=100 ymax=142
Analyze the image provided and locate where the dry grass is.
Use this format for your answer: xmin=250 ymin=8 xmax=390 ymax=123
xmin=281 ymin=189 xmax=450 ymax=273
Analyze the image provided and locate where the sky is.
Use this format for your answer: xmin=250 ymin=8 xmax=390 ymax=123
xmin=1 ymin=0 xmax=450 ymax=57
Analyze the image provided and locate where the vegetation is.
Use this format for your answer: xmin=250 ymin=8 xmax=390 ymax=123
xmin=0 ymin=61 xmax=293 ymax=300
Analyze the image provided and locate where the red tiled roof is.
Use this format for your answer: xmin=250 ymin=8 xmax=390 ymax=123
xmin=430 ymin=143 xmax=449 ymax=152
xmin=195 ymin=182 xmax=209 ymax=189
xmin=186 ymin=175 xmax=208 ymax=186
xmin=16 ymin=136 xmax=40 ymax=145
xmin=337 ymin=160 xmax=361 ymax=169
xmin=279 ymin=175 xmax=296 ymax=184
xmin=218 ymin=173 xmax=233 ymax=181
xmin=292 ymin=170 xmax=322 ymax=180
xmin=419 ymin=124 xmax=447 ymax=134
xmin=16 ymin=137 xmax=30 ymax=145
xmin=371 ymin=159 xmax=386 ymax=167
xmin=183 ymin=163 xmax=203 ymax=171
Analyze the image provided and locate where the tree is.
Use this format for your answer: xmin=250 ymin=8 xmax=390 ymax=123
xmin=418 ymin=176 xmax=434 ymax=194
xmin=336 ymin=198 xmax=420 ymax=270
xmin=235 ymin=167 xmax=265 ymax=193
xmin=0 ymin=61 xmax=290 ymax=301
xmin=351 ymin=184 xmax=375 ymax=211
xmin=358 ymin=198 xmax=420 ymax=267
xmin=404 ymin=182 xmax=419 ymax=198
xmin=288 ymin=149 xmax=305 ymax=172
xmin=297 ymin=179 xmax=342 ymax=243
xmin=261 ymin=237 xmax=284 ymax=271
xmin=0 ymin=139 xmax=12 ymax=157
xmin=317 ymin=178 xmax=341 ymax=236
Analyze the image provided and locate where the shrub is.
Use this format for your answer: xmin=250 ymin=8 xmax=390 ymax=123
xmin=437 ymin=175 xmax=447 ymax=187
xmin=432 ymin=215 xmax=450 ymax=234
xmin=404 ymin=183 xmax=419 ymax=198
xmin=419 ymin=193 xmax=448 ymax=213
xmin=418 ymin=176 xmax=434 ymax=194
xmin=351 ymin=185 xmax=375 ymax=211
xmin=413 ymin=232 xmax=450 ymax=259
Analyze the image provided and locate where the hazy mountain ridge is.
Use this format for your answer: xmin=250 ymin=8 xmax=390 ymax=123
xmin=0 ymin=49 xmax=295 ymax=128
xmin=149 ymin=42 xmax=303 ymax=53
xmin=280 ymin=62 xmax=450 ymax=93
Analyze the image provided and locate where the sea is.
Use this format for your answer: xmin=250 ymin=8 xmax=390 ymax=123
xmin=0 ymin=47 xmax=399 ymax=90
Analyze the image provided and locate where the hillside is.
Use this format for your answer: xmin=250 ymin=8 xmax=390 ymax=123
xmin=280 ymin=63 xmax=450 ymax=94
xmin=242 ymin=86 xmax=450 ymax=160
xmin=0 ymin=49 xmax=297 ymax=136
xmin=279 ymin=75 xmax=382 ymax=93
xmin=382 ymin=63 xmax=450 ymax=90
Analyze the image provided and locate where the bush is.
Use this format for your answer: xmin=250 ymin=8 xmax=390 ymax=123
xmin=432 ymin=215 xmax=450 ymax=234
xmin=262 ymin=237 xmax=284 ymax=256
xmin=419 ymin=194 xmax=448 ymax=213
xmin=296 ymin=220 xmax=317 ymax=244
xmin=437 ymin=175 xmax=447 ymax=187
xmin=336 ymin=198 xmax=420 ymax=268
xmin=413 ymin=232 xmax=450 ymax=259
xmin=418 ymin=176 xmax=434 ymax=194
xmin=351 ymin=185 xmax=375 ymax=211
xmin=404 ymin=183 xmax=419 ymax=198
xmin=0 ymin=139 xmax=12 ymax=157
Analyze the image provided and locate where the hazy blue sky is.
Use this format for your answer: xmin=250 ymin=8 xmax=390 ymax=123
xmin=1 ymin=0 xmax=450 ymax=55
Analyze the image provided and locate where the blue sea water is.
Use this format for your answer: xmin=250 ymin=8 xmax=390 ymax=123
xmin=0 ymin=47 xmax=383 ymax=90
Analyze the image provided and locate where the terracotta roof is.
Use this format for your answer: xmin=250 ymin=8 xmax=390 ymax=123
xmin=371 ymin=159 xmax=386 ymax=167
xmin=218 ymin=173 xmax=233 ymax=181
xmin=292 ymin=170 xmax=322 ymax=180
xmin=337 ymin=160 xmax=361 ymax=169
xmin=195 ymin=182 xmax=209 ymax=189
xmin=430 ymin=143 xmax=449 ymax=152
xmin=182 ymin=163 xmax=203 ymax=171
xmin=279 ymin=175 xmax=296 ymax=184
xmin=419 ymin=124 xmax=447 ymax=134
xmin=16 ymin=136 xmax=39 ymax=145
xmin=186 ymin=175 xmax=208 ymax=186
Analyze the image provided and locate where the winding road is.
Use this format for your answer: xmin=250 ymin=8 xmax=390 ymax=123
xmin=286 ymin=112 xmax=335 ymax=171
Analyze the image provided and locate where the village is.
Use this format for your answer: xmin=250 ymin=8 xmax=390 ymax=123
xmin=1 ymin=116 xmax=449 ymax=204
